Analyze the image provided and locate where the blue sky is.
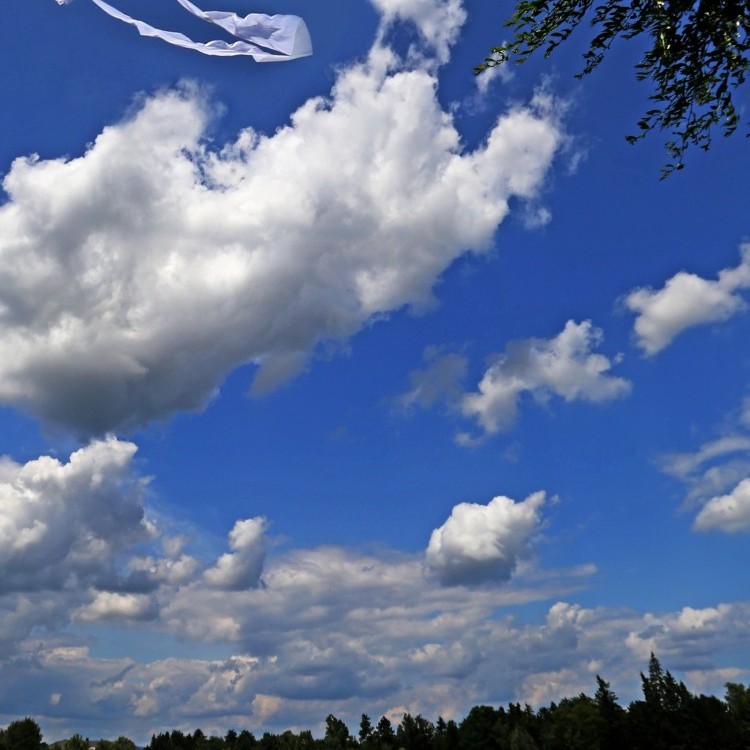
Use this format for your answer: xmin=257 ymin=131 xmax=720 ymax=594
xmin=1 ymin=0 xmax=749 ymax=742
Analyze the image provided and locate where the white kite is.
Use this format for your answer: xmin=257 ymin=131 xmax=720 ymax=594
xmin=56 ymin=0 xmax=312 ymax=62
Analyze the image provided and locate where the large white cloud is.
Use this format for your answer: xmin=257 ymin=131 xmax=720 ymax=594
xmin=459 ymin=320 xmax=631 ymax=439
xmin=625 ymin=244 xmax=750 ymax=355
xmin=0 ymin=33 xmax=563 ymax=436
xmin=425 ymin=491 xmax=546 ymax=585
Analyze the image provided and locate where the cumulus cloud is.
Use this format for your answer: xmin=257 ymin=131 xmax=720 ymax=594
xmin=624 ymin=602 xmax=750 ymax=666
xmin=625 ymin=244 xmax=750 ymax=355
xmin=459 ymin=320 xmax=630 ymax=439
xmin=693 ymin=478 xmax=750 ymax=532
xmin=0 ymin=30 xmax=563 ymax=436
xmin=0 ymin=441 xmax=272 ymax=650
xmin=75 ymin=591 xmax=158 ymax=623
xmin=0 ymin=440 xmax=746 ymax=741
xmin=425 ymin=492 xmax=546 ymax=585
xmin=0 ymin=438 xmax=152 ymax=594
xmin=203 ymin=517 xmax=267 ymax=590
xmin=5 ymin=595 xmax=750 ymax=741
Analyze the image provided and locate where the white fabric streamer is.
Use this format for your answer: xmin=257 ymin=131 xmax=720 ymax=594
xmin=56 ymin=0 xmax=312 ymax=62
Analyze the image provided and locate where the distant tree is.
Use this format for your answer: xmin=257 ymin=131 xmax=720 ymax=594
xmin=628 ymin=653 xmax=694 ymax=749
xmin=64 ymin=736 xmax=87 ymax=750
xmin=476 ymin=0 xmax=750 ymax=175
xmin=358 ymin=715 xmax=374 ymax=749
xmin=6 ymin=719 xmax=43 ymax=750
xmin=373 ymin=718 xmax=396 ymax=750
xmin=396 ymin=715 xmax=433 ymax=750
xmin=235 ymin=731 xmax=257 ymax=750
xmin=277 ymin=730 xmax=305 ymax=750
xmin=166 ymin=731 xmax=192 ymax=750
xmin=688 ymin=693 xmax=738 ymax=749
xmin=322 ymin=716 xmax=354 ymax=750
xmin=458 ymin=705 xmax=498 ymax=750
xmin=726 ymin=682 xmax=750 ymax=744
xmin=257 ymin=733 xmax=280 ymax=750
xmin=593 ymin=676 xmax=626 ymax=750
xmin=147 ymin=733 xmax=169 ymax=750
xmin=546 ymin=695 xmax=601 ymax=750
xmin=432 ymin=718 xmax=459 ymax=750
xmin=508 ymin=725 xmax=537 ymax=750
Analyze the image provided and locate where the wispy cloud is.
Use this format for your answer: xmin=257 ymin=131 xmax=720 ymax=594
xmin=659 ymin=397 xmax=750 ymax=532
xmin=398 ymin=320 xmax=630 ymax=443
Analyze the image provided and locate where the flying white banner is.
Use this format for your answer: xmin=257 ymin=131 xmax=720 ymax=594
xmin=56 ymin=0 xmax=312 ymax=61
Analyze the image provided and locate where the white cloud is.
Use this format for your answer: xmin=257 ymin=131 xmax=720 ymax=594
xmin=521 ymin=667 xmax=590 ymax=706
xmin=460 ymin=320 xmax=630 ymax=438
xmin=0 ymin=29 xmax=563 ymax=436
xmin=203 ymin=518 xmax=267 ymax=590
xmin=624 ymin=602 xmax=750 ymax=665
xmin=0 ymin=440 xmax=746 ymax=741
xmin=4 ymin=596 xmax=750 ymax=742
xmin=659 ymin=398 xmax=750 ymax=530
xmin=661 ymin=435 xmax=750 ymax=482
xmin=425 ymin=491 xmax=546 ymax=585
xmin=370 ymin=0 xmax=466 ymax=62
xmin=75 ymin=591 xmax=158 ymax=623
xmin=625 ymin=244 xmax=750 ymax=355
xmin=693 ymin=478 xmax=750 ymax=532
xmin=474 ymin=58 xmax=513 ymax=95
xmin=0 ymin=438 xmax=152 ymax=594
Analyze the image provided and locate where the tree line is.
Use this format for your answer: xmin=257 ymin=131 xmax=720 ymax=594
xmin=3 ymin=655 xmax=750 ymax=750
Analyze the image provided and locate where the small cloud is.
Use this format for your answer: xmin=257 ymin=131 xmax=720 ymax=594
xmin=624 ymin=243 xmax=750 ymax=355
xmin=397 ymin=346 xmax=467 ymax=411
xmin=425 ymin=491 xmax=546 ymax=586
xmin=521 ymin=205 xmax=552 ymax=229
xmin=474 ymin=57 xmax=513 ymax=95
xmin=204 ymin=518 xmax=268 ymax=591
xmin=658 ymin=396 xmax=750 ymax=531
xmin=460 ymin=320 xmax=630 ymax=439
xmin=251 ymin=693 xmax=283 ymax=722
xmin=693 ymin=478 xmax=750 ymax=533
xmin=76 ymin=592 xmax=158 ymax=623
